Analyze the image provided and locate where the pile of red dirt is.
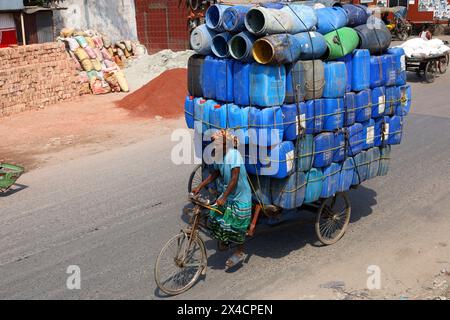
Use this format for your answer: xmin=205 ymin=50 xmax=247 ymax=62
xmin=117 ymin=68 xmax=187 ymax=118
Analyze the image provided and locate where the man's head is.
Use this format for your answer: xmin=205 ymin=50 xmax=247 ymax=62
xmin=211 ymin=129 xmax=239 ymax=160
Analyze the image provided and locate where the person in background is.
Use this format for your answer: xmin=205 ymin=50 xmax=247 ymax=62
xmin=192 ymin=129 xmax=252 ymax=269
xmin=419 ymin=26 xmax=433 ymax=40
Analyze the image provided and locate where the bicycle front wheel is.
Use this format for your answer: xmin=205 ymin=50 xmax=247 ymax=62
xmin=154 ymin=231 xmax=207 ymax=296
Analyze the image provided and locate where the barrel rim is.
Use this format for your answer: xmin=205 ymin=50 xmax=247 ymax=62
xmin=229 ymin=33 xmax=249 ymax=60
xmin=206 ymin=5 xmax=222 ymax=30
xmin=245 ymin=7 xmax=266 ymax=35
xmin=189 ymin=27 xmax=205 ymax=51
xmin=223 ymin=7 xmax=239 ymax=31
xmin=211 ymin=33 xmax=230 ymax=58
xmin=252 ymin=38 xmax=274 ymax=64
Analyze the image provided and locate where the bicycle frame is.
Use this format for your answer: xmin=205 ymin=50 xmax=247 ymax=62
xmin=178 ymin=200 xmax=209 ymax=265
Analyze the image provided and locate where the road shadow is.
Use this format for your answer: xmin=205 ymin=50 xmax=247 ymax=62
xmin=180 ymin=203 xmax=194 ymax=224
xmin=0 ymin=183 xmax=28 ymax=197
xmin=153 ymin=186 xmax=378 ymax=296
xmin=204 ymin=185 xmax=378 ymax=269
xmin=204 ymin=213 xmax=316 ymax=272
xmin=406 ymin=71 xmax=445 ymax=83
xmin=175 ymin=185 xmax=377 ymax=273
xmin=153 ymin=287 xmax=168 ymax=299
xmin=406 ymin=72 xmax=426 ymax=83
xmin=348 ymin=185 xmax=377 ymax=223
xmin=153 ymin=272 xmax=208 ymax=299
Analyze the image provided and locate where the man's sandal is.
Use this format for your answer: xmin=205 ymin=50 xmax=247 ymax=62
xmin=225 ymin=252 xmax=247 ymax=270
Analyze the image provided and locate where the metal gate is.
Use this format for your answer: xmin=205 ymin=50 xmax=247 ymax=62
xmin=135 ymin=0 xmax=189 ymax=53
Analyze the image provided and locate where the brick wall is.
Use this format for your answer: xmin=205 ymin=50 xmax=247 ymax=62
xmin=135 ymin=0 xmax=189 ymax=53
xmin=0 ymin=42 xmax=79 ymax=117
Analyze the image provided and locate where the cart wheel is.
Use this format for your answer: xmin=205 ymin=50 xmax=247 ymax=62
xmin=315 ymin=192 xmax=351 ymax=246
xmin=188 ymin=0 xmax=201 ymax=11
xmin=434 ymin=24 xmax=445 ymax=36
xmin=438 ymin=54 xmax=448 ymax=74
xmin=396 ymin=28 xmax=409 ymax=41
xmin=425 ymin=60 xmax=437 ymax=83
xmin=397 ymin=31 xmax=408 ymax=41
xmin=154 ymin=231 xmax=207 ymax=296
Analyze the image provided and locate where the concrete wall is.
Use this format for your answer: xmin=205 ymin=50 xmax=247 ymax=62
xmin=0 ymin=42 xmax=79 ymax=117
xmin=53 ymin=0 xmax=137 ymax=42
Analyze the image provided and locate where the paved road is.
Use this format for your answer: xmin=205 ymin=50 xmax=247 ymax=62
xmin=1 ymin=72 xmax=450 ymax=299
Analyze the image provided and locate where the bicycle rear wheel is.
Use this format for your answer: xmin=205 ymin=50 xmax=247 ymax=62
xmin=154 ymin=231 xmax=207 ymax=296
xmin=315 ymin=192 xmax=351 ymax=245
xmin=188 ymin=164 xmax=219 ymax=203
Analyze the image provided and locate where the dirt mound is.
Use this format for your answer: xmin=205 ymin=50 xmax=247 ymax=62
xmin=124 ymin=49 xmax=192 ymax=91
xmin=117 ymin=68 xmax=187 ymax=118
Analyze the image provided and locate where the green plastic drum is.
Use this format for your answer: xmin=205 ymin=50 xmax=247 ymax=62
xmin=324 ymin=27 xmax=359 ymax=60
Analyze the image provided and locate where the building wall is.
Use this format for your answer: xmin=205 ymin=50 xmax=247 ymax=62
xmin=19 ymin=11 xmax=54 ymax=45
xmin=0 ymin=0 xmax=23 ymax=11
xmin=0 ymin=42 xmax=79 ymax=117
xmin=0 ymin=13 xmax=18 ymax=47
xmin=135 ymin=0 xmax=189 ymax=53
xmin=354 ymin=0 xmax=450 ymax=23
xmin=53 ymin=0 xmax=137 ymax=42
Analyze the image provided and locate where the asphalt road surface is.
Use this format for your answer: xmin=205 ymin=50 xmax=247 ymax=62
xmin=1 ymin=72 xmax=449 ymax=300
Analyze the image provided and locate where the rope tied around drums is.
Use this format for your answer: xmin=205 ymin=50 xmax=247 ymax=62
xmin=191 ymin=4 xmax=403 ymax=210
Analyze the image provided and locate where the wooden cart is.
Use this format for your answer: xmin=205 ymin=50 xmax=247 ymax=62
xmin=406 ymin=52 xmax=449 ymax=83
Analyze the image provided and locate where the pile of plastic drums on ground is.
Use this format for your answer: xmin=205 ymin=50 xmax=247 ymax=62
xmin=185 ymin=1 xmax=411 ymax=209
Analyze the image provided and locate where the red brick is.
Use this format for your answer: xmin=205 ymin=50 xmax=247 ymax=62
xmin=0 ymin=43 xmax=79 ymax=117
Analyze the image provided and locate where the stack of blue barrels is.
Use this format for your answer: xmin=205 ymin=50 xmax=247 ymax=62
xmin=184 ymin=2 xmax=411 ymax=209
